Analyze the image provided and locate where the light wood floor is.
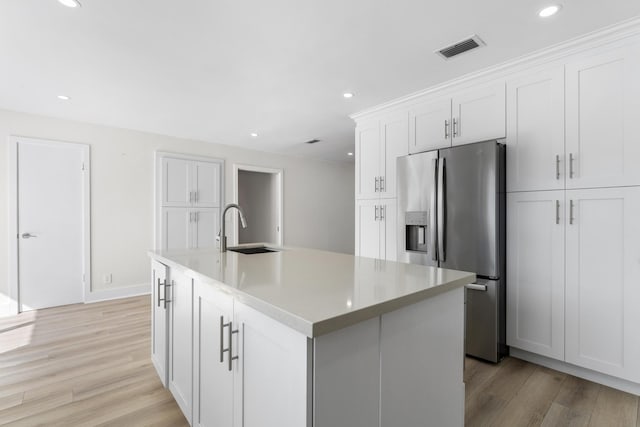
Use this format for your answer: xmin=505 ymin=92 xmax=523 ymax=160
xmin=1 ymin=296 xmax=639 ymax=426
xmin=0 ymin=295 xmax=187 ymax=426
xmin=465 ymin=356 xmax=640 ymax=427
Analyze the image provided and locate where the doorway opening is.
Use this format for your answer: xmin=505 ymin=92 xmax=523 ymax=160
xmin=232 ymin=165 xmax=283 ymax=246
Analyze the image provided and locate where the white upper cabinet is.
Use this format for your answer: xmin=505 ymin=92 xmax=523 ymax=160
xmin=356 ymin=113 xmax=408 ymax=200
xmin=507 ymin=191 xmax=565 ymax=360
xmin=451 ymin=82 xmax=506 ymax=146
xmin=506 ymin=67 xmax=565 ymax=192
xmin=407 ymin=82 xmax=506 ymax=154
xmin=380 ymin=112 xmax=409 ymax=199
xmin=408 ymin=98 xmax=452 ymax=153
xmin=162 ymin=157 xmax=222 ymax=208
xmin=565 ymin=187 xmax=640 ymax=383
xmin=355 ymin=120 xmax=382 ymax=200
xmin=566 ymin=41 xmax=640 ymax=189
xmin=163 ymin=158 xmax=191 ymax=206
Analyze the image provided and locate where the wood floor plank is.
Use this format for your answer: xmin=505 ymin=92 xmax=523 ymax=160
xmin=540 ymin=402 xmax=591 ymax=427
xmin=554 ymin=375 xmax=600 ymax=418
xmin=465 ymin=357 xmax=537 ymax=426
xmin=588 ymin=386 xmax=638 ymax=427
xmin=491 ymin=366 xmax=566 ymax=427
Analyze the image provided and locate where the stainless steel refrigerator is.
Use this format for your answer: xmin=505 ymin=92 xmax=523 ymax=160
xmin=397 ymin=140 xmax=507 ymax=363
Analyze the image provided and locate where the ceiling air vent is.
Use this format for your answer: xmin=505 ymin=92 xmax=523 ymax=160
xmin=305 ymin=139 xmax=321 ymax=144
xmin=436 ymin=35 xmax=485 ymax=59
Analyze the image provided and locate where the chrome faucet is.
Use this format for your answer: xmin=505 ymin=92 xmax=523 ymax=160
xmin=219 ymin=203 xmax=248 ymax=252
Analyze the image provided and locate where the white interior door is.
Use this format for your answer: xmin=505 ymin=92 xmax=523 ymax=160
xmin=17 ymin=138 xmax=89 ymax=311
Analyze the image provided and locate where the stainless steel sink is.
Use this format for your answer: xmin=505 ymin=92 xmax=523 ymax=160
xmin=227 ymin=245 xmax=280 ymax=255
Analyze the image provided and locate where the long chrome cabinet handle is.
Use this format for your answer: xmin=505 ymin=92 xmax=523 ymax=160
xmin=380 ymin=205 xmax=385 ymax=221
xmin=430 ymin=159 xmax=438 ymax=261
xmin=374 ymin=205 xmax=379 ymax=221
xmin=453 ymin=118 xmax=458 ymax=137
xmin=444 ymin=120 xmax=449 ymax=139
xmin=569 ymin=153 xmax=574 ymax=179
xmin=220 ymin=316 xmax=230 ymax=363
xmin=569 ymin=200 xmax=574 ymax=225
xmin=555 ymin=200 xmax=560 ymax=225
xmin=158 ymin=280 xmax=172 ymax=309
xmin=437 ymin=157 xmax=446 ymax=262
xmin=228 ymin=321 xmax=239 ymax=371
xmin=380 ymin=176 xmax=385 ymax=192
xmin=556 ymin=155 xmax=560 ymax=180
xmin=374 ymin=177 xmax=379 ymax=192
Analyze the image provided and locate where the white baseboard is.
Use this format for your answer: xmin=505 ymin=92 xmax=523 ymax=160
xmin=510 ymin=347 xmax=640 ymax=396
xmin=85 ymin=283 xmax=150 ymax=303
xmin=0 ymin=294 xmax=18 ymax=317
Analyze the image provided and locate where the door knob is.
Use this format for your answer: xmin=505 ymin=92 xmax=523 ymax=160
xmin=21 ymin=233 xmax=37 ymax=239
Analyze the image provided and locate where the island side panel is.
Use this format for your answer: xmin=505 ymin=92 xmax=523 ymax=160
xmin=380 ymin=286 xmax=465 ymax=427
xmin=313 ymin=317 xmax=381 ymax=427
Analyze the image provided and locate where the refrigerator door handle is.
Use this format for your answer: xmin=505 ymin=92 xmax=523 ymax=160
xmin=437 ymin=157 xmax=446 ymax=262
xmin=430 ymin=158 xmax=438 ymax=261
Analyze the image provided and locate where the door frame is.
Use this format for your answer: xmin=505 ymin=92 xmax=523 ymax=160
xmin=154 ymin=151 xmax=225 ymax=250
xmin=7 ymin=136 xmax=91 ymax=314
xmin=231 ymin=164 xmax=284 ymax=247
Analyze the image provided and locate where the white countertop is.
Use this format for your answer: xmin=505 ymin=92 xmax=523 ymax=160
xmin=148 ymin=246 xmax=475 ymax=338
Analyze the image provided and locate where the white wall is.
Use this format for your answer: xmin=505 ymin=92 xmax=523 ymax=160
xmin=0 ymin=109 xmax=354 ymax=311
xmin=238 ymin=170 xmax=277 ymax=244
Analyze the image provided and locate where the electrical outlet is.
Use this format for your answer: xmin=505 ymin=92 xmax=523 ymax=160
xmin=102 ymin=274 xmax=112 ymax=285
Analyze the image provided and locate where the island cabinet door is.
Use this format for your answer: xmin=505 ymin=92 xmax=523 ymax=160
xmin=192 ymin=281 xmax=234 ymax=427
xmin=168 ymin=269 xmax=194 ymax=424
xmin=151 ymin=260 xmax=169 ymax=387
xmin=234 ymin=302 xmax=311 ymax=427
xmin=380 ymin=287 xmax=465 ymax=427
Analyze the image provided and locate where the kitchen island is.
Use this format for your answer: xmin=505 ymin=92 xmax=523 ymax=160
xmin=149 ymin=246 xmax=475 ymax=427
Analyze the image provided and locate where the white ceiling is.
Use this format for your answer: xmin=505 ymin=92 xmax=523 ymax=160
xmin=1 ymin=1 xmax=639 ymax=163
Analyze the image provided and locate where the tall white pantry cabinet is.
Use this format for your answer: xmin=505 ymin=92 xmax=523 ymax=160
xmin=353 ymin=24 xmax=640 ymax=391
xmin=157 ymin=154 xmax=224 ymax=250
xmin=506 ymin=36 xmax=640 ymax=386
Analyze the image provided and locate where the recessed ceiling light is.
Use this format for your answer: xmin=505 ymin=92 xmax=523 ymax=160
xmin=57 ymin=95 xmax=70 ymax=100
xmin=343 ymin=92 xmax=354 ymax=99
xmin=347 ymin=152 xmax=354 ymax=156
xmin=250 ymin=132 xmax=258 ymax=137
xmin=538 ymin=4 xmax=561 ymax=17
xmin=58 ymin=0 xmax=82 ymax=8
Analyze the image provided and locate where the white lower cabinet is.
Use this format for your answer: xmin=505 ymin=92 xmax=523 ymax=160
xmin=355 ymin=198 xmax=397 ymax=261
xmin=564 ymin=187 xmax=640 ymax=382
xmin=507 ymin=187 xmax=640 ymax=383
xmin=168 ymin=268 xmax=194 ymax=424
xmin=151 ymin=259 xmax=169 ymax=387
xmin=507 ymin=191 xmax=565 ymax=360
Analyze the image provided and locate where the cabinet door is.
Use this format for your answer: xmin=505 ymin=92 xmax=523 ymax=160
xmin=379 ymin=112 xmax=408 ymax=199
xmin=408 ymin=98 xmax=451 ymax=154
xmin=192 ymin=208 xmax=220 ymax=249
xmin=506 ymin=191 xmax=565 ymax=360
xmin=162 ymin=158 xmax=191 ymax=207
xmin=192 ymin=281 xmax=234 ymax=427
xmin=506 ymin=67 xmax=565 ymax=192
xmin=355 ymin=120 xmax=380 ymax=199
xmin=162 ymin=208 xmax=191 ymax=250
xmin=235 ymin=302 xmax=310 ymax=427
xmin=380 ymin=199 xmax=397 ymax=262
xmin=193 ymin=161 xmax=221 ymax=207
xmin=566 ymin=42 xmax=640 ymax=189
xmin=151 ymin=260 xmax=169 ymax=387
xmin=452 ymin=81 xmax=506 ymax=146
xmin=355 ymin=200 xmax=381 ymax=259
xmin=565 ymin=187 xmax=640 ymax=382
xmin=168 ymin=269 xmax=193 ymax=423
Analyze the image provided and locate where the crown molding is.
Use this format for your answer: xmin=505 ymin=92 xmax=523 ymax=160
xmin=350 ymin=16 xmax=640 ymax=121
